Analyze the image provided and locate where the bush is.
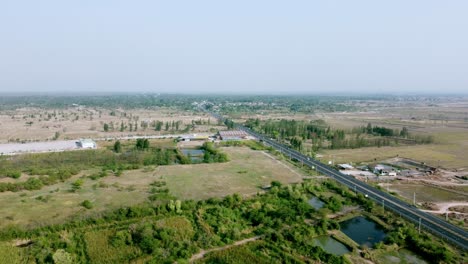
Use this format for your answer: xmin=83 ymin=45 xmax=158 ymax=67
xmin=81 ymin=200 xmax=93 ymax=209
xmin=5 ymin=171 xmax=21 ymax=179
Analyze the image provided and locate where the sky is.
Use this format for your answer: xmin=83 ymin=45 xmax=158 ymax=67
xmin=0 ymin=1 xmax=467 ymax=94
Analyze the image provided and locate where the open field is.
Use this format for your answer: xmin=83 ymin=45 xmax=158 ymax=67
xmin=0 ymin=169 xmax=153 ymax=229
xmin=0 ymin=146 xmax=304 ymax=228
xmin=388 ymin=184 xmax=468 ymax=203
xmin=320 ymin=128 xmax=468 ymax=169
xmin=158 ymin=147 xmax=304 ymax=200
xmin=0 ymin=106 xmax=216 ymax=143
xmin=230 ymin=97 xmax=468 ymax=170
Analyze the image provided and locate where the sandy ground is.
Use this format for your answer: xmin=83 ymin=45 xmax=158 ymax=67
xmin=421 ymin=202 xmax=468 ymax=214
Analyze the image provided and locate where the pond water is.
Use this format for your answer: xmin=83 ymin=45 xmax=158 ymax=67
xmin=312 ymin=236 xmax=350 ymax=256
xmin=181 ymin=149 xmax=205 ymax=162
xmin=308 ymin=197 xmax=325 ymax=210
xmin=340 ymin=216 xmax=386 ymax=248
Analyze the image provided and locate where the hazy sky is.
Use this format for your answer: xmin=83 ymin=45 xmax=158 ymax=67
xmin=0 ymin=1 xmax=467 ymax=94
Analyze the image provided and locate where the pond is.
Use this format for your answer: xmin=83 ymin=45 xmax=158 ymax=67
xmin=308 ymin=197 xmax=325 ymax=210
xmin=340 ymin=216 xmax=386 ymax=248
xmin=312 ymin=236 xmax=350 ymax=256
xmin=181 ymin=149 xmax=205 ymax=162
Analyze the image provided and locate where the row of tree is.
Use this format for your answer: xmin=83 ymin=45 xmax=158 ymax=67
xmin=103 ymin=120 xmax=187 ymax=132
xmin=246 ymin=118 xmax=433 ymax=151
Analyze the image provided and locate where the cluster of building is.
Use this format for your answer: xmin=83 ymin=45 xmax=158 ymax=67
xmin=338 ymin=161 xmax=436 ymax=180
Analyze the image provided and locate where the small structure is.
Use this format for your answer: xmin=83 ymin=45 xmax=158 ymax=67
xmin=77 ymin=139 xmax=96 ymax=149
xmin=398 ymin=169 xmax=424 ymax=177
xmin=370 ymin=164 xmax=396 ymax=176
xmin=356 ymin=165 xmax=370 ymax=171
xmin=177 ymin=134 xmax=210 ymax=142
xmin=340 ymin=170 xmax=376 ymax=178
xmin=218 ymin=130 xmax=249 ymax=141
xmin=338 ymin=164 xmax=354 ymax=170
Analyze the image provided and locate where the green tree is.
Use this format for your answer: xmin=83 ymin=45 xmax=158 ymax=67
xmin=103 ymin=123 xmax=109 ymax=132
xmin=136 ymin=138 xmax=150 ymax=150
xmin=400 ymin=126 xmax=409 ymax=137
xmin=81 ymin=200 xmax=93 ymax=209
xmin=143 ymin=139 xmax=150 ymax=149
xmin=113 ymin=140 xmax=122 ymax=153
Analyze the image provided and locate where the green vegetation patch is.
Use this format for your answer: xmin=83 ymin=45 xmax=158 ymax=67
xmin=85 ymin=230 xmax=141 ymax=264
xmin=0 ymin=242 xmax=24 ymax=264
xmin=195 ymin=241 xmax=278 ymax=264
xmin=155 ymin=216 xmax=194 ymax=241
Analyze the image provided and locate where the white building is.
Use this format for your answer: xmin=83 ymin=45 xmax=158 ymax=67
xmin=77 ymin=139 xmax=96 ymax=149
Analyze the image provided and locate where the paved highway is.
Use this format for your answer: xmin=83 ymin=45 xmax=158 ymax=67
xmin=207 ymin=110 xmax=468 ymax=250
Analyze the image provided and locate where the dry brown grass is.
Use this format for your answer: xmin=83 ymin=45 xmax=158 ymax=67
xmin=321 ymin=128 xmax=468 ymax=169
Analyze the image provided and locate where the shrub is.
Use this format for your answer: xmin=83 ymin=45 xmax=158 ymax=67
xmin=5 ymin=171 xmax=21 ymax=179
xmin=81 ymin=200 xmax=93 ymax=209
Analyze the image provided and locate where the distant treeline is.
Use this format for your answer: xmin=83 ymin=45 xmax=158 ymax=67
xmin=0 ymin=94 xmax=394 ymax=112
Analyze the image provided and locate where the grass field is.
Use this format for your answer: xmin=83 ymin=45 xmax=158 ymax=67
xmin=321 ymin=129 xmax=468 ymax=169
xmin=388 ymin=184 xmax=468 ymax=203
xmin=0 ymin=242 xmax=23 ymax=264
xmin=0 ymin=146 xmax=304 ymax=228
xmin=195 ymin=241 xmax=273 ymax=264
xmin=159 ymin=147 xmax=304 ymax=200
xmin=0 ymin=169 xmax=154 ymax=229
xmin=85 ymin=230 xmax=141 ymax=264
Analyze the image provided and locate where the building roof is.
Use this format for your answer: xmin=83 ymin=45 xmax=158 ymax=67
xmin=219 ymin=130 xmax=249 ymax=138
xmin=338 ymin=164 xmax=354 ymax=170
xmin=370 ymin=164 xmax=395 ymax=171
xmin=79 ymin=139 xmax=95 ymax=144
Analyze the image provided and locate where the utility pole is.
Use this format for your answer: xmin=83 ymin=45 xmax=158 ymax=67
xmin=418 ymin=218 xmax=421 ymax=234
xmin=413 ymin=192 xmax=416 ymax=206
